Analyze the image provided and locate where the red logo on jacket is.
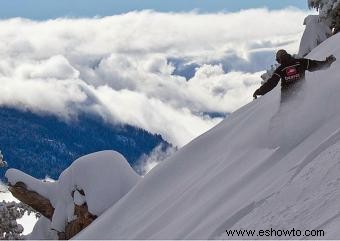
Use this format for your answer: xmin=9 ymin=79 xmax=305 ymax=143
xmin=286 ymin=67 xmax=297 ymax=76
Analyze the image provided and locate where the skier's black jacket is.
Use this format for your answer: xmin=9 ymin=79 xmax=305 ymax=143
xmin=255 ymin=57 xmax=333 ymax=96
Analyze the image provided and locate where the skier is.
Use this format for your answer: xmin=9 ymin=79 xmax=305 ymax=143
xmin=253 ymin=49 xmax=336 ymax=100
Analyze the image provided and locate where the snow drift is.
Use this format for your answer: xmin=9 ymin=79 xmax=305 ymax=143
xmin=6 ymin=151 xmax=140 ymax=236
xmin=76 ymin=33 xmax=340 ymax=239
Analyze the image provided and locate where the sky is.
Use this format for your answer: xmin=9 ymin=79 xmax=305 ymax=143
xmin=0 ymin=0 xmax=308 ymax=19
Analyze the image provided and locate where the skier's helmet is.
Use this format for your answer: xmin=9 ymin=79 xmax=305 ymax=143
xmin=276 ymin=49 xmax=289 ymax=64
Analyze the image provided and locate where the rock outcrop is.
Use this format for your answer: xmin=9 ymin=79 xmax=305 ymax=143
xmin=8 ymin=182 xmax=97 ymax=240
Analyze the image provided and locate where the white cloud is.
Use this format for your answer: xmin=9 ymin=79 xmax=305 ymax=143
xmin=0 ymin=8 xmax=308 ymax=146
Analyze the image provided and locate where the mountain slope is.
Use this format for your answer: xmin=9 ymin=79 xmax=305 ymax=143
xmin=77 ymin=33 xmax=340 ymax=239
xmin=0 ymin=107 xmax=170 ymax=179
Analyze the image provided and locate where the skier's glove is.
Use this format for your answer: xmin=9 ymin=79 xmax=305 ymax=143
xmin=326 ymin=55 xmax=336 ymax=64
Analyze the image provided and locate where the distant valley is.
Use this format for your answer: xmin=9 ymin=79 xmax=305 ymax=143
xmin=0 ymin=107 xmax=170 ymax=180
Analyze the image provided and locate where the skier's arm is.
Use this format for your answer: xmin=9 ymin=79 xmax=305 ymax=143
xmin=253 ymin=73 xmax=280 ymax=99
xmin=302 ymin=55 xmax=336 ymax=72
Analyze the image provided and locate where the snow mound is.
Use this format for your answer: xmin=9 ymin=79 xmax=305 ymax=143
xmin=76 ymin=33 xmax=340 ymax=239
xmin=6 ymin=150 xmax=140 ymax=234
xmin=26 ymin=217 xmax=58 ymax=240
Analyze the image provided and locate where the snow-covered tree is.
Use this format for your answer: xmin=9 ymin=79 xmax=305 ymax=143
xmin=0 ymin=201 xmax=24 ymax=240
xmin=0 ymin=200 xmax=39 ymax=240
xmin=308 ymin=0 xmax=340 ymax=33
xmin=298 ymin=15 xmax=332 ymax=57
xmin=1 ymin=151 xmax=39 ymax=240
xmin=331 ymin=5 xmax=340 ymax=33
xmin=299 ymin=1 xmax=340 ymax=56
xmin=0 ymin=151 xmax=7 ymax=168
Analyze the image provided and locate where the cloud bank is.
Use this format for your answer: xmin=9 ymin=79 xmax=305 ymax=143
xmin=0 ymin=8 xmax=308 ymax=146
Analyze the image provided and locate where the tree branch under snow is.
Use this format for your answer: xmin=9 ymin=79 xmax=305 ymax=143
xmin=8 ymin=182 xmax=54 ymax=220
xmin=5 ymin=150 xmax=141 ymax=240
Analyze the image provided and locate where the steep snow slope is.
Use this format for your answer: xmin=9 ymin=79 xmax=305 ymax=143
xmin=77 ymin=33 xmax=340 ymax=239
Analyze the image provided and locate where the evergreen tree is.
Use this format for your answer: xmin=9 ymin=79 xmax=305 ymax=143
xmin=298 ymin=15 xmax=332 ymax=57
xmin=297 ymin=0 xmax=339 ymax=56
xmin=0 ymin=151 xmax=7 ymax=168
xmin=308 ymin=0 xmax=340 ymax=33
xmin=0 ymin=200 xmax=39 ymax=240
xmin=0 ymin=151 xmax=39 ymax=239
